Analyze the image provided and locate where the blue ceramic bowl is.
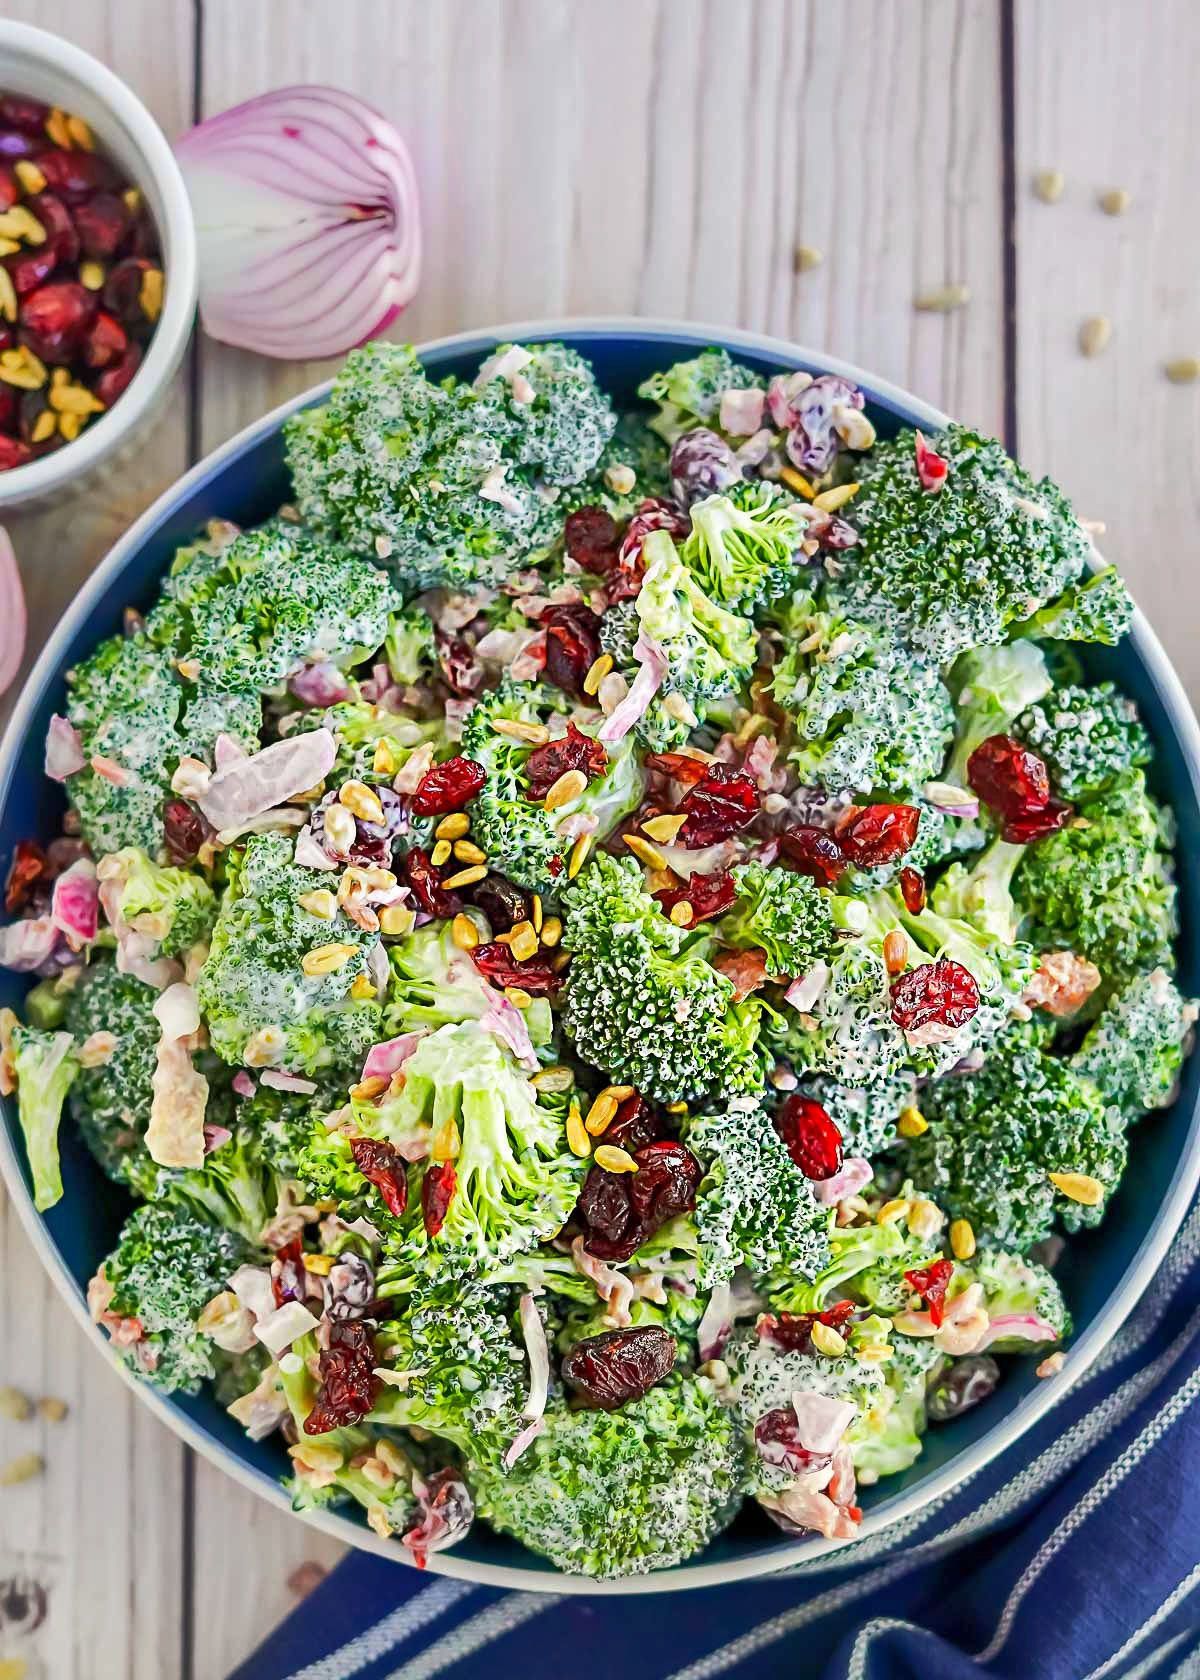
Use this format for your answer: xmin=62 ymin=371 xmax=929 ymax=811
xmin=2 ymin=320 xmax=1198 ymax=1594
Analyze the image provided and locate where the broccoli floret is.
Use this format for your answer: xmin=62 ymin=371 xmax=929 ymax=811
xmin=638 ymin=348 xmax=764 ymax=445
xmin=1028 ymin=565 xmax=1134 ymax=646
xmin=1016 ymin=770 xmax=1177 ymax=996
xmin=764 ymin=1207 xmax=937 ymax=1316
xmin=679 ymin=485 xmax=805 ymax=613
xmin=718 ymin=862 xmax=839 ymax=979
xmin=770 ymin=590 xmax=954 ymax=794
xmin=65 ymin=629 xmax=184 ymax=853
xmin=235 ymin=1079 xmax=334 ymax=1177
xmin=906 ymin=1038 xmax=1128 ymax=1250
xmin=299 ymin=1022 xmax=584 ymax=1275
xmin=472 ymin=1377 xmax=746 ymax=1577
xmin=160 ymin=1125 xmax=278 ymax=1246
xmin=798 ymin=1071 xmax=915 ymax=1161
xmin=931 ymin=835 xmax=1026 ymax=944
xmin=384 ymin=603 xmax=438 ymax=686
xmin=382 ymin=913 xmax=549 ymax=1048
xmin=109 ymin=847 xmax=217 ymax=958
xmin=1016 ymin=682 xmax=1152 ymax=798
xmin=474 ymin=340 xmax=617 ymax=486
xmin=314 ymin=699 xmax=447 ymax=786
xmin=961 ymin=1250 xmax=1071 ymax=1348
xmin=372 ymin=1281 xmax=531 ymax=1469
xmin=96 ymin=1203 xmax=250 ymax=1394
xmin=944 ymin=640 xmax=1053 ymax=788
xmin=285 ymin=342 xmax=608 ymax=591
xmin=1074 ymin=968 xmax=1198 ymax=1117
xmin=852 ymin=1338 xmax=940 ymax=1482
xmin=65 ymin=958 xmax=162 ymax=1194
xmin=460 ymin=679 xmax=645 ymax=895
xmin=838 ymin=425 xmax=1091 ymax=664
xmin=561 ymin=854 xmax=769 ymax=1104
xmin=600 ymin=530 xmax=758 ymax=734
xmin=10 ymin=1025 xmax=77 ymax=1211
xmin=558 ymin=411 xmax=672 ymax=521
xmin=197 ymin=833 xmax=381 ymax=1076
xmin=684 ymin=1097 xmax=831 ymax=1287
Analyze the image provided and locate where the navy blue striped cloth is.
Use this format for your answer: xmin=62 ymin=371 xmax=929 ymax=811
xmin=232 ymin=1200 xmax=1200 ymax=1680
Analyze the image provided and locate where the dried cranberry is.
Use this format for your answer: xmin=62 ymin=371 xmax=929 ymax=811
xmin=604 ymin=1093 xmax=667 ymax=1153
xmin=33 ymin=148 xmax=117 ymax=201
xmin=80 ymin=310 xmax=128 ymax=371
xmin=421 ymin=1161 xmax=456 ymax=1237
xmin=434 ymin=631 xmax=481 ymax=696
xmin=756 ymin=1301 xmax=855 ymax=1353
xmin=967 ymin=734 xmax=1052 ymax=821
xmin=410 ymin=755 xmax=486 ymax=817
xmin=626 ymin=1140 xmax=702 ymax=1225
xmin=654 ymin=868 xmax=738 ymax=925
xmin=4 ymin=839 xmax=47 ymax=913
xmin=564 ymin=506 xmax=619 ymax=572
xmin=927 ymin=1354 xmax=1001 ymax=1422
xmin=303 ymin=1321 xmax=380 ymax=1435
xmin=899 ymin=865 xmax=927 ymax=914
xmin=754 ymin=1407 xmax=835 ymax=1478
xmin=670 ymin=428 xmax=741 ymax=504
xmin=163 ymin=799 xmax=213 ymax=865
xmin=92 ymin=343 xmax=142 ymax=406
xmin=774 ymin=1094 xmax=844 ymax=1181
xmin=574 ymin=1162 xmax=644 ymax=1260
xmin=467 ymin=872 xmax=529 ymax=934
xmin=19 ymin=282 xmax=97 ymax=364
xmin=271 ymin=1238 xmax=307 ymax=1308
xmin=904 ymin=1258 xmax=955 ymax=1327
xmin=33 ymin=193 xmax=80 ymax=266
xmin=0 ymin=435 xmax=32 ymax=472
xmin=470 ymin=941 xmax=561 ymax=993
xmin=122 ymin=210 xmax=160 ymax=260
xmin=350 ymin=1136 xmax=409 ymax=1218
xmin=617 ymin=497 xmax=690 ymax=573
xmin=562 ymin=1325 xmax=676 ymax=1411
xmin=102 ymin=256 xmax=157 ymax=326
xmin=1002 ymin=799 xmax=1072 ymax=844
xmin=890 ymin=957 xmax=980 ymax=1034
xmin=524 ymin=721 xmax=607 ymax=800
xmin=0 ymin=97 xmax=48 ymax=134
xmin=778 ymin=825 xmax=846 ymax=887
xmin=643 ymin=750 xmax=711 ymax=787
xmin=914 ymin=429 xmax=950 ymax=492
xmin=5 ymin=246 xmax=56 ymax=297
xmin=679 ymin=764 xmax=760 ymax=847
xmin=73 ymin=192 xmax=130 ymax=259
xmin=402 ymin=847 xmax=461 ymax=919
xmin=541 ymin=603 xmax=603 ymax=698
xmin=836 ymin=803 xmax=921 ymax=868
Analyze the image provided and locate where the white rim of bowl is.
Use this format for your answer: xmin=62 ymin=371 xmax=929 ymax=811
xmin=0 ymin=20 xmax=197 ymax=502
xmin=1 ymin=315 xmax=1198 ymax=1595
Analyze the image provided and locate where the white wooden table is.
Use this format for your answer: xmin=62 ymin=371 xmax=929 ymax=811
xmin=0 ymin=3 xmax=1197 ymax=1675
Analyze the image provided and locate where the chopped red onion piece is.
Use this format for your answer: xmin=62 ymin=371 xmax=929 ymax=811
xmin=45 ymin=714 xmax=85 ymax=781
xmin=697 ymin=1281 xmax=733 ymax=1362
xmin=50 ymin=858 xmax=98 ymax=948
xmin=261 ymin=1069 xmax=318 ymax=1095
xmin=480 ymin=994 xmax=538 ymax=1071
xmin=361 ymin=1032 xmax=427 ymax=1082
xmin=813 ymin=1155 xmax=873 ymax=1207
xmin=288 ymin=660 xmax=352 ymax=707
xmin=785 ymin=962 xmax=830 ymax=1013
xmin=596 ymin=632 xmax=667 ymax=744
xmin=976 ymin=1312 xmax=1061 ymax=1351
xmin=198 ymin=729 xmax=336 ymax=833
xmin=790 ymin=1390 xmax=857 ymax=1456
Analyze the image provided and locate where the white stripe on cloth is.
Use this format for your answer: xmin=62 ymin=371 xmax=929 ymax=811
xmin=977 ymin=1361 xmax=1200 ymax=1661
xmin=663 ymin=1303 xmax=1200 ymax=1680
xmin=1083 ymin=1563 xmax=1200 ymax=1680
xmin=284 ymin=1579 xmax=478 ymax=1680
xmin=1169 ymin=1635 xmax=1200 ymax=1680
xmin=381 ymin=1592 xmax=563 ymax=1680
xmin=843 ymin=1617 xmax=945 ymax=1680
xmin=1119 ymin=1626 xmax=1197 ymax=1680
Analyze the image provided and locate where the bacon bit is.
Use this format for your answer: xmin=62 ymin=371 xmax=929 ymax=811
xmin=712 ymin=946 xmax=769 ymax=1003
xmin=904 ymin=1258 xmax=955 ymax=1327
xmin=90 ymin=753 xmax=133 ymax=786
xmin=4 ymin=839 xmax=47 ymax=913
xmin=914 ymin=429 xmax=949 ymax=492
xmin=1023 ymin=951 xmax=1102 ymax=1018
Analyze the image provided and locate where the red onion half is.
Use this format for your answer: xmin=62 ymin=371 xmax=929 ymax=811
xmin=176 ymin=86 xmax=420 ymax=360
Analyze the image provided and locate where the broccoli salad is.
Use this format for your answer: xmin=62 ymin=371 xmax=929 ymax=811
xmin=1 ymin=339 xmax=1195 ymax=1579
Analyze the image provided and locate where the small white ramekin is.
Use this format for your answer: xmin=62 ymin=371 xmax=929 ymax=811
xmin=0 ymin=20 xmax=197 ymax=510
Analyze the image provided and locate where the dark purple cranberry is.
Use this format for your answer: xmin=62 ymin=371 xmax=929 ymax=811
xmin=562 ymin=1326 xmax=676 ymax=1410
xmin=467 ymin=872 xmax=530 ymax=934
xmin=927 ymin=1355 xmax=1001 ymax=1423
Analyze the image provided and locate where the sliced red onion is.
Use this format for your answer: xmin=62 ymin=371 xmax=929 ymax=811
xmin=475 ymin=345 xmax=532 ymax=388
xmin=176 ymin=86 xmax=420 ymax=360
xmin=45 ymin=714 xmax=85 ymax=781
xmin=261 ymin=1069 xmax=318 ymax=1095
xmin=402 ymin=1469 xmax=474 ymax=1562
xmin=503 ymin=1416 xmax=545 ymax=1470
xmin=214 ymin=733 xmax=247 ymax=770
xmin=203 ymin=1122 xmax=233 ymax=1155
xmin=719 ymin=387 xmax=766 ymax=436
xmin=232 ymin=1070 xmax=256 ymax=1098
xmin=786 ymin=962 xmax=830 ymax=1014
xmin=697 ymin=1282 xmax=734 ymax=1362
xmin=0 ymin=526 xmax=26 ymax=699
xmin=480 ymin=994 xmax=537 ymax=1071
xmin=976 ymin=1312 xmax=1061 ymax=1351
xmin=288 ymin=660 xmax=352 ymax=708
xmin=50 ymin=859 xmax=98 ymax=948
xmin=518 ymin=1292 xmax=549 ymax=1423
xmin=597 ymin=632 xmax=667 ymax=744
xmin=198 ymin=729 xmax=335 ymax=833
xmin=479 ymin=464 xmax=523 ymax=517
xmin=361 ymin=1032 xmax=426 ymax=1083
xmin=813 ymin=1155 xmax=873 ymax=1207
xmin=570 ymin=1235 xmax=633 ymax=1327
xmin=790 ymin=1390 xmax=857 ymax=1456
xmin=294 ymin=824 xmax=338 ymax=872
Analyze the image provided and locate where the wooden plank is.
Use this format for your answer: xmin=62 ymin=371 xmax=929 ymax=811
xmin=191 ymin=3 xmax=1008 ymax=1672
xmin=1014 ymin=0 xmax=1200 ymax=694
xmin=0 ymin=10 xmax=194 ymax=1678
